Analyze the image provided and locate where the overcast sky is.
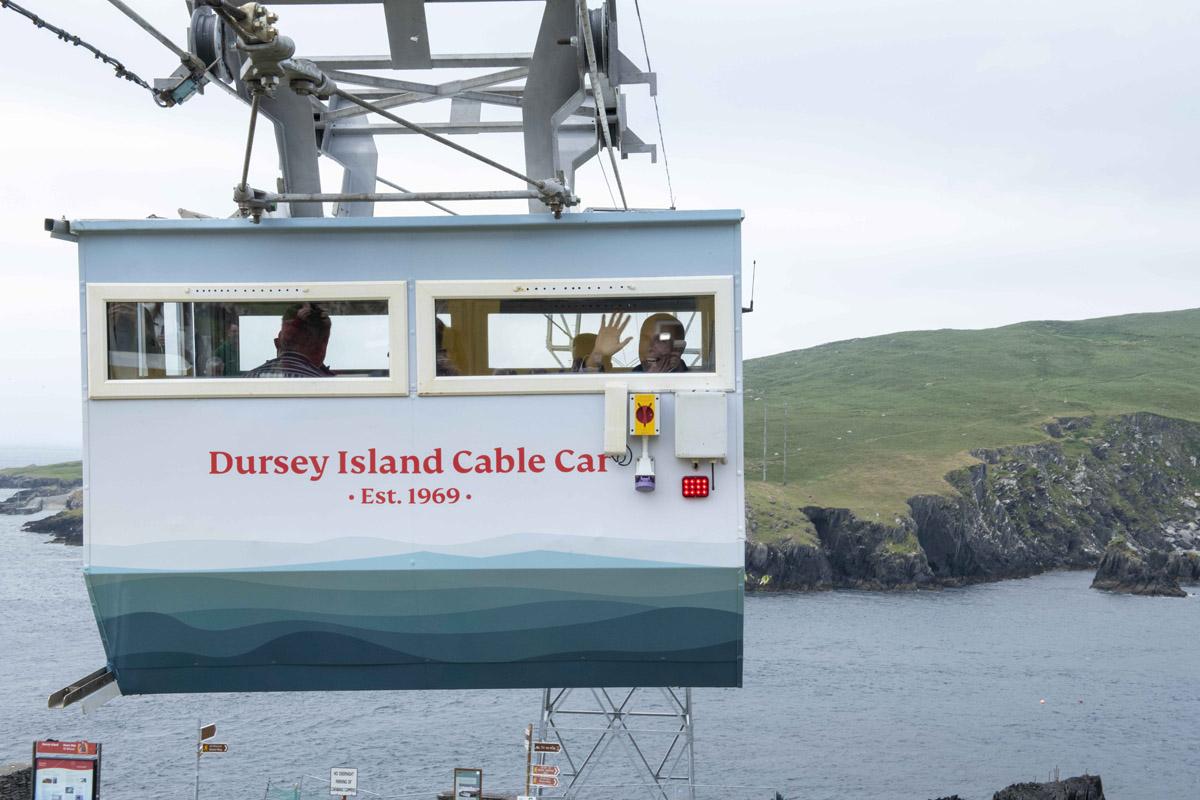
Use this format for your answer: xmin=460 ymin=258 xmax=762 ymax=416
xmin=1 ymin=0 xmax=1198 ymax=448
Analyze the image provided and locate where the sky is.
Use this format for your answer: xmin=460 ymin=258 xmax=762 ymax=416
xmin=1 ymin=0 xmax=1198 ymax=448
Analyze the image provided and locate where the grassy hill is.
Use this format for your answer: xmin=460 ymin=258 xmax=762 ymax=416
xmin=0 ymin=461 xmax=82 ymax=482
xmin=744 ymin=308 xmax=1200 ymax=518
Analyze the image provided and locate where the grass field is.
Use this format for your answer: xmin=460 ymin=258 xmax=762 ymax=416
xmin=744 ymin=308 xmax=1200 ymax=517
xmin=0 ymin=461 xmax=82 ymax=482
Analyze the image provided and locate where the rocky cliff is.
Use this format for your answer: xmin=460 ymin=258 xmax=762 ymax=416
xmin=747 ymin=414 xmax=1200 ymax=594
xmin=990 ymin=774 xmax=1104 ymax=800
xmin=0 ymin=473 xmax=79 ymax=494
xmin=1090 ymin=536 xmax=1200 ymax=597
xmin=930 ymin=774 xmax=1105 ymax=800
xmin=0 ymin=466 xmax=82 ymax=519
xmin=0 ymin=489 xmax=43 ymax=514
xmin=0 ymin=764 xmax=31 ymax=800
xmin=20 ymin=489 xmax=83 ymax=545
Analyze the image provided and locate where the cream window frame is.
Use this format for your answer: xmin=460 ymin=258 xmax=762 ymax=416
xmin=86 ymin=282 xmax=408 ymax=399
xmin=416 ymin=276 xmax=735 ymax=395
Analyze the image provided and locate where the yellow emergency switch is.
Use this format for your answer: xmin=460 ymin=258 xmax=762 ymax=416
xmin=630 ymin=393 xmax=660 ymax=436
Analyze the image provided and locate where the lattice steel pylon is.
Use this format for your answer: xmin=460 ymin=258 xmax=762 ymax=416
xmin=535 ymin=688 xmax=696 ymax=800
xmin=175 ymin=0 xmax=659 ymax=216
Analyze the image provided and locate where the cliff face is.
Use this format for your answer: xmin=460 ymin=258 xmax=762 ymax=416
xmin=746 ymin=414 xmax=1200 ymax=593
xmin=20 ymin=489 xmax=83 ymax=545
xmin=991 ymin=774 xmax=1104 ymax=800
xmin=745 ymin=539 xmax=833 ymax=591
xmin=0 ymin=471 xmax=81 ymax=516
xmin=1090 ymin=537 xmax=1200 ymax=597
xmin=802 ymin=508 xmax=933 ymax=590
xmin=0 ymin=474 xmax=79 ymax=493
xmin=1089 ymin=539 xmax=1186 ymax=597
xmin=0 ymin=489 xmax=44 ymax=515
xmin=744 ymin=487 xmax=834 ymax=590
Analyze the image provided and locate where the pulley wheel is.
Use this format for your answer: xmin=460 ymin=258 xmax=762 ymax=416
xmin=189 ymin=6 xmax=234 ymax=84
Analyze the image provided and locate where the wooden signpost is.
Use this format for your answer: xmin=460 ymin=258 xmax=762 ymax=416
xmin=523 ymin=725 xmax=563 ymax=796
xmin=194 ymin=722 xmax=222 ymax=800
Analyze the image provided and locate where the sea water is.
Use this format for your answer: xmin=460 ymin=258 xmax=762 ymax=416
xmin=1 ymin=473 xmax=1197 ymax=800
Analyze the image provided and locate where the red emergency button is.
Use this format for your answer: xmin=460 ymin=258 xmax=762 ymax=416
xmin=635 ymin=404 xmax=655 ymax=425
xmin=681 ymin=475 xmax=710 ymax=498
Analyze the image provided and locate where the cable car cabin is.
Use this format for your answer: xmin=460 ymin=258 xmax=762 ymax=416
xmin=71 ymin=211 xmax=745 ymax=695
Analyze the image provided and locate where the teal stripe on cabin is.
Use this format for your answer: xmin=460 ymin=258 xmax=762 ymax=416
xmin=85 ymin=567 xmax=741 ymax=615
xmin=84 ymin=567 xmax=744 ymax=693
xmin=87 ymin=549 xmax=695 ymax=573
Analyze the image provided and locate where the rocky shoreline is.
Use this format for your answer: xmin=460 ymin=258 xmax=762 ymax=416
xmin=747 ymin=414 xmax=1200 ymax=597
xmin=934 ymin=773 xmax=1105 ymax=799
xmin=0 ymin=761 xmax=1104 ymax=800
xmin=18 ymin=488 xmax=84 ymax=544
xmin=1 ymin=468 xmax=84 ymax=545
xmin=1090 ymin=535 xmax=1200 ymax=598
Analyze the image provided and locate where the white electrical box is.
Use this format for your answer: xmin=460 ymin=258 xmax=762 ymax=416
xmin=675 ymin=391 xmax=728 ymax=459
xmin=603 ymin=382 xmax=629 ymax=455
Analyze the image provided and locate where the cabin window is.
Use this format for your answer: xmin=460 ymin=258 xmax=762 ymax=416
xmin=87 ymin=283 xmax=407 ymax=398
xmin=417 ymin=277 xmax=735 ymax=394
xmin=435 ymin=297 xmax=715 ymax=375
xmin=105 ymin=300 xmax=388 ymax=379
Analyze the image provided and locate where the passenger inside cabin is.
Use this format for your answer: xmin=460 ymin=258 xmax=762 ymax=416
xmin=209 ymin=320 xmax=240 ymax=376
xmin=244 ymin=302 xmax=335 ymax=378
xmin=631 ymin=313 xmax=689 ymax=373
xmin=576 ymin=312 xmax=632 ymax=372
xmin=570 ymin=332 xmax=613 ymax=372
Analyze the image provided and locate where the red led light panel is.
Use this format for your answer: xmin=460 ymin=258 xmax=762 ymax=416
xmin=681 ymin=476 xmax=709 ymax=498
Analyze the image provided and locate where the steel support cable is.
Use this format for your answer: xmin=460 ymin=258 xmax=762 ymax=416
xmin=596 ymin=148 xmax=619 ymax=209
xmin=333 ymin=88 xmax=571 ymax=208
xmin=632 ymin=0 xmax=676 ymax=209
xmin=0 ymin=0 xmax=155 ymax=95
xmin=102 ymin=0 xmax=240 ymax=100
xmin=375 ymin=175 xmax=458 ymax=216
xmin=105 ymin=0 xmax=194 ymax=66
xmin=577 ymin=0 xmax=628 ymax=210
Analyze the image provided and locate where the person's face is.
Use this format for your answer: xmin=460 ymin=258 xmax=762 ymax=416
xmin=646 ymin=322 xmax=684 ymax=371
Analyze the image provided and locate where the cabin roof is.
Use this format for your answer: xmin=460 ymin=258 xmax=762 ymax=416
xmin=69 ymin=210 xmax=743 ymax=235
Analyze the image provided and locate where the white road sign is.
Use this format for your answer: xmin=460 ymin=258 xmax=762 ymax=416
xmin=330 ymin=767 xmax=358 ymax=797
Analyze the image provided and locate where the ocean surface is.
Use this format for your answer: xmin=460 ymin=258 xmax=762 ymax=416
xmin=1 ymin=457 xmax=1198 ymax=799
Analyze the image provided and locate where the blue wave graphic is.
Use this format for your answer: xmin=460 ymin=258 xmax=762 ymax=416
xmin=87 ymin=566 xmax=744 ymax=692
xmin=88 ymin=549 xmax=690 ymax=573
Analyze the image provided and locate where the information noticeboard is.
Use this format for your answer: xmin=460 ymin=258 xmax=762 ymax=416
xmin=330 ymin=767 xmax=358 ymax=797
xmin=452 ymin=768 xmax=482 ymax=800
xmin=32 ymin=741 xmax=101 ymax=800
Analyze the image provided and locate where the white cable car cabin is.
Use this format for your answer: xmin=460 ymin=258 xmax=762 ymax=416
xmin=71 ymin=211 xmax=745 ymax=695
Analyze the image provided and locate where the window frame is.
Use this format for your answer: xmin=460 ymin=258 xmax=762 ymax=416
xmin=415 ymin=276 xmax=735 ymax=395
xmin=85 ymin=281 xmax=408 ymax=399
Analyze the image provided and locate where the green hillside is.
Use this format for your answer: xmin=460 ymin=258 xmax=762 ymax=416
xmin=743 ymin=308 xmax=1200 ymax=517
xmin=0 ymin=461 xmax=82 ymax=482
